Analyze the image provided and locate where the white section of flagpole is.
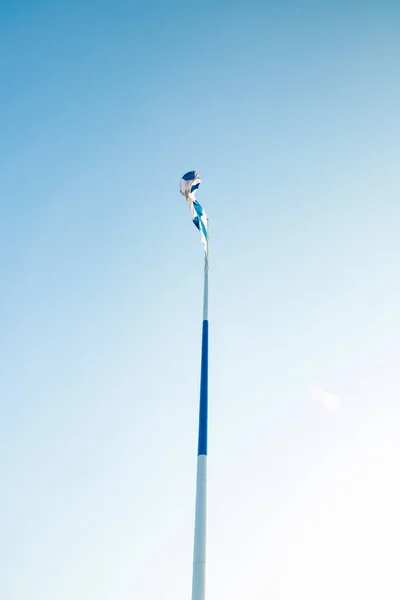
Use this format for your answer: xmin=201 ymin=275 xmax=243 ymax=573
xmin=191 ymin=454 xmax=207 ymax=600
xmin=203 ymin=253 xmax=209 ymax=321
xmin=191 ymin=251 xmax=209 ymax=600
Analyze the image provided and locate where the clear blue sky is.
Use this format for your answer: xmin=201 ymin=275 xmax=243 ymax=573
xmin=1 ymin=1 xmax=400 ymax=599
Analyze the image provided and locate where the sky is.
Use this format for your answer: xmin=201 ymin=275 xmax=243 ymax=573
xmin=1 ymin=1 xmax=400 ymax=598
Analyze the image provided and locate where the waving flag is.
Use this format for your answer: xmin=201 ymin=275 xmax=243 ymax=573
xmin=180 ymin=171 xmax=208 ymax=254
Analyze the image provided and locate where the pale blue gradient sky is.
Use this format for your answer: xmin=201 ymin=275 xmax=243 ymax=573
xmin=1 ymin=2 xmax=400 ymax=599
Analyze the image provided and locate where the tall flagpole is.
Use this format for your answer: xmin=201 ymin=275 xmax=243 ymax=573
xmin=191 ymin=249 xmax=209 ymax=600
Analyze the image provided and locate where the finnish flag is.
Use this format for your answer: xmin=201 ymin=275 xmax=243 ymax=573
xmin=180 ymin=171 xmax=208 ymax=254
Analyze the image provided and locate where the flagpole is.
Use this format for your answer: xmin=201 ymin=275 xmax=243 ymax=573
xmin=191 ymin=249 xmax=209 ymax=600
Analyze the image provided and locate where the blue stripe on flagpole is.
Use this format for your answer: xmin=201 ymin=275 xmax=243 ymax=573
xmin=197 ymin=319 xmax=208 ymax=456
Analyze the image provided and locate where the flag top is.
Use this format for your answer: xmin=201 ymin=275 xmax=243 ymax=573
xmin=180 ymin=171 xmax=201 ymax=199
xmin=180 ymin=171 xmax=208 ymax=255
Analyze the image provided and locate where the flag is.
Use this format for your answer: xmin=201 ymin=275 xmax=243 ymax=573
xmin=180 ymin=171 xmax=208 ymax=254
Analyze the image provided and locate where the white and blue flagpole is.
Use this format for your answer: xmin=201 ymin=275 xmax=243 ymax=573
xmin=180 ymin=171 xmax=209 ymax=600
xmin=192 ymin=249 xmax=209 ymax=600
